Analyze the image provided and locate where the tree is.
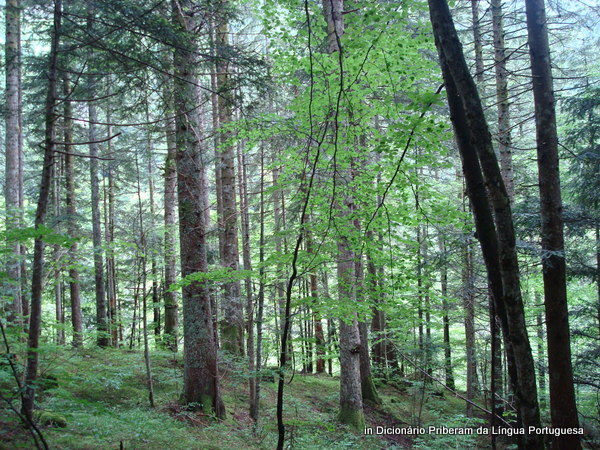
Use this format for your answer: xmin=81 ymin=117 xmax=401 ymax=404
xmin=525 ymin=0 xmax=581 ymax=447
xmin=214 ymin=0 xmax=245 ymax=356
xmin=4 ymin=0 xmax=23 ymax=323
xmin=427 ymin=0 xmax=543 ymax=445
xmin=172 ymin=0 xmax=225 ymax=418
xmin=21 ymin=0 xmax=62 ymax=421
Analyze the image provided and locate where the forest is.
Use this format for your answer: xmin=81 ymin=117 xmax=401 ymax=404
xmin=1 ymin=0 xmax=599 ymax=448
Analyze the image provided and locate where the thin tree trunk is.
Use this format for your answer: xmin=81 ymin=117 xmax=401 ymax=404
xmin=525 ymin=1 xmax=581 ymax=447
xmin=536 ymin=311 xmax=546 ymax=409
xmin=254 ymin=145 xmax=266 ymax=419
xmin=463 ymin=226 xmax=478 ymax=417
xmin=135 ymin=149 xmax=155 ymax=408
xmin=236 ymin=133 xmax=256 ymax=419
xmin=491 ymin=0 xmax=514 ymax=200
xmin=105 ymin=104 xmax=118 ymax=347
xmin=21 ymin=0 xmax=61 ymax=420
xmin=4 ymin=0 xmax=22 ymax=324
xmin=439 ymin=235 xmax=455 ymax=390
xmin=471 ymin=0 xmax=484 ymax=82
xmin=63 ymin=74 xmax=83 ymax=348
xmin=52 ymin=157 xmax=65 ymax=345
xmin=163 ymin=80 xmax=179 ymax=352
xmin=87 ymin=9 xmax=108 ymax=347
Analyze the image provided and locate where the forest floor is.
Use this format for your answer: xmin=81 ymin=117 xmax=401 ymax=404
xmin=1 ymin=347 xmax=495 ymax=449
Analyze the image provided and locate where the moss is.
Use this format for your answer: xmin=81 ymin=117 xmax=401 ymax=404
xmin=34 ymin=410 xmax=67 ymax=428
xmin=220 ymin=324 xmax=243 ymax=356
xmin=361 ymin=375 xmax=382 ymax=405
xmin=337 ymin=404 xmax=365 ymax=430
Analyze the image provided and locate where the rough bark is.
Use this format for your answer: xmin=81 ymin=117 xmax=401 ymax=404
xmin=337 ymin=238 xmax=365 ymax=429
xmin=172 ymin=0 xmax=224 ymax=418
xmin=21 ymin=0 xmax=61 ymax=420
xmin=215 ymin=0 xmax=244 ymax=356
xmin=525 ymin=0 xmax=581 ymax=446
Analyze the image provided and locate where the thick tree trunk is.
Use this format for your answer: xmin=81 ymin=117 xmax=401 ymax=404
xmin=21 ymin=0 xmax=61 ymax=420
xmin=428 ymin=0 xmax=543 ymax=446
xmin=525 ymin=1 xmax=581 ymax=447
xmin=337 ymin=238 xmax=365 ymax=429
xmin=4 ymin=0 xmax=23 ymax=323
xmin=172 ymin=0 xmax=224 ymax=418
xmin=63 ymin=74 xmax=83 ymax=348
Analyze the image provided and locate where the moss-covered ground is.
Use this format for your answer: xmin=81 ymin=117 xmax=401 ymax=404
xmin=1 ymin=347 xmax=495 ymax=449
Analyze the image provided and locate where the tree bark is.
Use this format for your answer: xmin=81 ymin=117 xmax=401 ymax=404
xmin=215 ymin=0 xmax=244 ymax=356
xmin=439 ymin=235 xmax=455 ymax=390
xmin=428 ymin=0 xmax=543 ymax=445
xmin=491 ymin=0 xmax=514 ymax=200
xmin=4 ymin=0 xmax=23 ymax=324
xmin=21 ymin=0 xmax=61 ymax=420
xmin=172 ymin=0 xmax=224 ymax=418
xmin=525 ymin=0 xmax=581 ymax=446
xmin=63 ymin=74 xmax=83 ymax=348
xmin=163 ymin=79 xmax=179 ymax=352
xmin=87 ymin=9 xmax=108 ymax=348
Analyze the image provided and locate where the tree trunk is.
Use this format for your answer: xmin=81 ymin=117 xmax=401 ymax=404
xmin=105 ymin=104 xmax=118 ymax=347
xmin=4 ymin=0 xmax=23 ymax=324
xmin=427 ymin=0 xmax=543 ymax=446
xmin=236 ymin=134 xmax=257 ymax=419
xmin=491 ymin=0 xmax=514 ymax=200
xmin=87 ymin=9 xmax=108 ymax=347
xmin=439 ymin=235 xmax=455 ymax=390
xmin=471 ymin=0 xmax=484 ymax=82
xmin=135 ymin=149 xmax=155 ymax=408
xmin=172 ymin=0 xmax=224 ymax=418
xmin=21 ymin=0 xmax=61 ymax=420
xmin=63 ymin=74 xmax=83 ymax=348
xmin=215 ymin=0 xmax=244 ymax=356
xmin=254 ymin=146 xmax=266 ymax=419
xmin=463 ymin=229 xmax=478 ymax=417
xmin=52 ymin=156 xmax=65 ymax=345
xmin=525 ymin=1 xmax=581 ymax=446
xmin=163 ymin=80 xmax=179 ymax=352
xmin=337 ymin=238 xmax=365 ymax=429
